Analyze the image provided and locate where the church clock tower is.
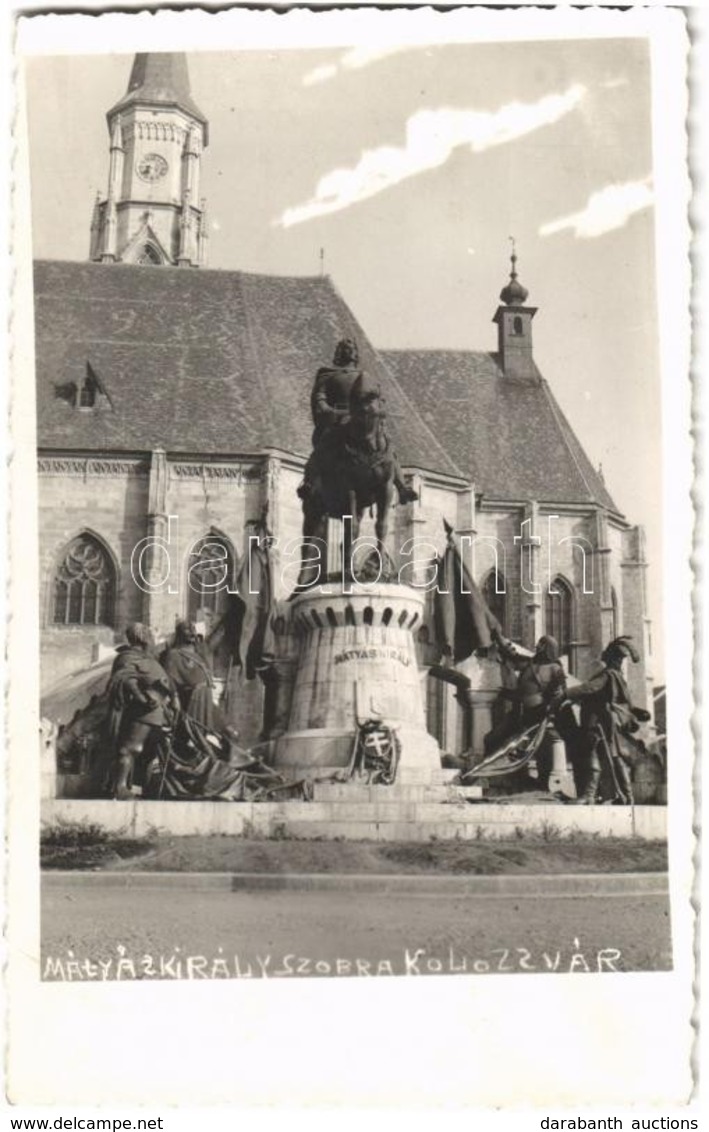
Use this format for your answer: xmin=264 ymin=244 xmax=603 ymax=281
xmin=89 ymin=53 xmax=209 ymax=267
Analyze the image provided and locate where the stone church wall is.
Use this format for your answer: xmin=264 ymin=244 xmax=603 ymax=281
xmin=39 ymin=462 xmax=149 ymax=689
xmin=146 ymin=462 xmax=263 ymax=635
xmin=155 ymin=462 xmax=266 ymax=744
xmin=38 ymin=447 xmax=652 ymax=749
xmin=621 ymin=524 xmax=653 ymax=711
xmin=473 ymin=508 xmax=525 ymax=642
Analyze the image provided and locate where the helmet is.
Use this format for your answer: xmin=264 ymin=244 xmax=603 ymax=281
xmin=601 ymin=636 xmax=640 ymax=665
xmin=174 ymin=619 xmax=198 ymax=645
xmin=125 ymin=622 xmax=152 ymax=648
xmin=535 ymin=635 xmax=559 ymax=664
xmin=333 ymin=337 xmax=359 ymax=367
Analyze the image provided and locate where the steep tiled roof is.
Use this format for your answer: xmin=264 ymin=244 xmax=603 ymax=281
xmin=108 ymin=53 xmax=209 ymax=141
xmin=381 ymin=349 xmax=620 ymax=514
xmin=33 ymin=261 xmax=464 ymax=480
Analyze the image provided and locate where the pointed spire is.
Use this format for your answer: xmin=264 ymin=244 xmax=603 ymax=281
xmin=89 ymin=192 xmax=103 ymax=260
xmin=126 ymin=53 xmax=192 ymax=98
xmin=110 ymin=116 xmax=123 ymax=151
xmin=100 ymin=196 xmax=118 ymax=262
xmin=184 ymin=122 xmax=202 ymax=157
xmin=198 ymin=199 xmax=209 ymax=266
xmin=90 ymin=191 xmax=101 ymax=230
xmin=108 ymin=53 xmax=209 ymax=145
xmin=199 ymin=198 xmax=209 ymax=236
xmin=499 ymin=236 xmax=529 ymax=306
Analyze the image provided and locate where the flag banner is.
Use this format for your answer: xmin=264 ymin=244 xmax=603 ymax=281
xmin=433 ymin=524 xmax=501 ymax=663
xmin=207 ymin=515 xmax=276 ymax=680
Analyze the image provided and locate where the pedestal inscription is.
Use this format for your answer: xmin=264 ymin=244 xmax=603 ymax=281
xmin=272 ymin=583 xmax=441 ymax=780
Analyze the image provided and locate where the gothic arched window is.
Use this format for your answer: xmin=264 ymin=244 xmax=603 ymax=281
xmin=186 ymin=532 xmax=237 ymax=621
xmin=53 ymin=534 xmax=116 ymax=626
xmin=513 ymin=315 xmax=524 ymax=336
xmin=136 ymin=244 xmax=162 ymax=265
xmin=545 ymin=576 xmax=574 ymax=666
xmin=483 ymin=569 xmax=508 ymax=634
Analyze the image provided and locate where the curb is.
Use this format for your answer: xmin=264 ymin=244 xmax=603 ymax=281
xmin=41 ymin=870 xmax=670 ymax=897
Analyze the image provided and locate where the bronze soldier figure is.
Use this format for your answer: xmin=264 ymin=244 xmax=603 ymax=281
xmin=484 ymin=634 xmax=568 ymax=789
xmin=162 ymin=620 xmax=217 ymax=727
xmin=161 ymin=619 xmax=239 ymax=743
xmin=106 ymin=622 xmax=176 ymax=799
xmin=564 ymin=635 xmax=651 ymax=805
xmin=298 ymin=337 xmax=417 ymax=507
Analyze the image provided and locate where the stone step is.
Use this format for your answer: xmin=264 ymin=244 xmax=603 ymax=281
xmin=312 ymin=783 xmax=483 ymax=803
xmin=41 ymin=798 xmax=667 ymax=841
xmin=277 ymin=820 xmax=495 ymax=842
xmin=260 ymin=801 xmax=481 ymax=822
xmin=396 ymin=767 xmax=458 ymax=785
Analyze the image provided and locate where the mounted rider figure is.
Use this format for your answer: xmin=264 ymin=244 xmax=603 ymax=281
xmin=297 ymin=337 xmax=417 ymax=508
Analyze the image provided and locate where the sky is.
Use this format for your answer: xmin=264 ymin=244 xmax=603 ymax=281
xmin=24 ymin=37 xmax=666 ymax=675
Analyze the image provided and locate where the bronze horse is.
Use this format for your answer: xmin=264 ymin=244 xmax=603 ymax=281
xmin=299 ymin=373 xmax=397 ymax=587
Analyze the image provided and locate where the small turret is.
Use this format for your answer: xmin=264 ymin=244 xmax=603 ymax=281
xmin=492 ymin=241 xmax=538 ymax=381
xmin=499 ymin=245 xmax=528 ymax=306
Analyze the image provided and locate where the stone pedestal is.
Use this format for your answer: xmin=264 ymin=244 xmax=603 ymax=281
xmin=547 ymin=737 xmax=577 ymax=798
xmin=272 ymin=583 xmax=441 ymax=781
xmin=40 ymin=719 xmax=58 ymax=800
xmin=453 ymin=654 xmax=506 ymax=761
xmin=469 ymin=691 xmax=499 ymax=759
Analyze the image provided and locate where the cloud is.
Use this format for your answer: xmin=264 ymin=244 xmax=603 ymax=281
xmin=302 ymin=42 xmax=431 ymax=86
xmin=276 ymin=85 xmax=586 ymax=228
xmin=602 ymin=76 xmax=630 ymax=90
xmin=303 ymin=63 xmax=339 ymax=87
xmin=539 ymin=177 xmax=654 ymax=239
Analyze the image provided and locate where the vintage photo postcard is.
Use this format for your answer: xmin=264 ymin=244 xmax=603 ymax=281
xmin=6 ymin=3 xmax=697 ymax=1112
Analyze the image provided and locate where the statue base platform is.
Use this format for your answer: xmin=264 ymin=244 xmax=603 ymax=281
xmin=41 ymin=796 xmax=668 ymax=842
xmin=271 ymin=582 xmax=442 ymax=784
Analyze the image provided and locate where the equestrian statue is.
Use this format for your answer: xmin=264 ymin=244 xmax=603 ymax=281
xmin=297 ymin=337 xmax=417 ymax=586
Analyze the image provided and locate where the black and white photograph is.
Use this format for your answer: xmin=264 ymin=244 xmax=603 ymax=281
xmin=5 ymin=3 xmax=697 ymax=1113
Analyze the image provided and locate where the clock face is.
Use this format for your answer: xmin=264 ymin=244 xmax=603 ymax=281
xmin=136 ymin=153 xmax=169 ymax=182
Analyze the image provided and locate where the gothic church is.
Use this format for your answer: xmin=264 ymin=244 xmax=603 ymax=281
xmin=35 ymin=53 xmax=654 ymax=756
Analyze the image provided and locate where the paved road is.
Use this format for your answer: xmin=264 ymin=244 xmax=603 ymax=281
xmin=41 ymin=878 xmax=672 ymax=980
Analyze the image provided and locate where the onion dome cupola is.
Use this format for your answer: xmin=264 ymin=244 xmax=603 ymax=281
xmin=493 ymin=242 xmax=538 ymax=381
